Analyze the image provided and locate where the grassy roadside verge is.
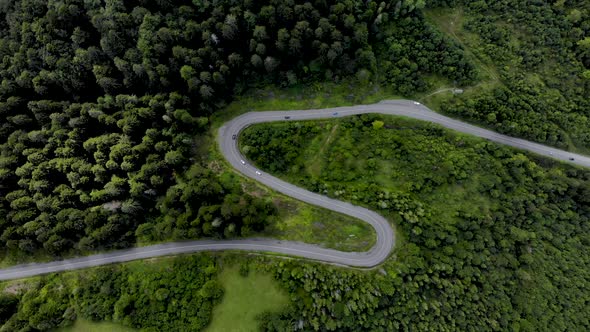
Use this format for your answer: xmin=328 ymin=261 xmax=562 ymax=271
xmin=56 ymin=320 xmax=134 ymax=332
xmin=210 ymin=80 xmax=402 ymax=129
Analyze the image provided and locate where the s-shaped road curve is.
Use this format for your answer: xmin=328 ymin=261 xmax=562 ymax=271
xmin=1 ymin=99 xmax=589 ymax=281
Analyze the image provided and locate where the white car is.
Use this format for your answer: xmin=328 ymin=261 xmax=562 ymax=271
xmin=413 ymin=101 xmax=421 ymax=105
xmin=255 ymin=170 xmax=261 ymax=175
xmin=240 ymin=159 xmax=246 ymax=165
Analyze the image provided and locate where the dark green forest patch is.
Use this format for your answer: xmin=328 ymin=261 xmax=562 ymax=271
xmin=0 ymin=0 xmax=473 ymax=263
xmin=425 ymin=1 xmax=590 ymax=153
xmin=1 ymin=0 xmax=589 ymax=330
xmin=243 ymin=114 xmax=590 ymax=331
xmin=0 ymin=255 xmax=223 ymax=331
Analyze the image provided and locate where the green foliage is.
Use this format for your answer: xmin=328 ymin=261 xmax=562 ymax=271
xmin=376 ymin=14 xmax=476 ymax=94
xmin=1 ymin=255 xmax=222 ymax=331
xmin=372 ymin=120 xmax=384 ymax=129
xmin=244 ymin=115 xmax=590 ymax=331
xmin=0 ymin=0 xmax=468 ymax=263
xmin=428 ymin=0 xmax=590 ymax=151
xmin=2 ymin=0 xmax=589 ymax=330
xmin=262 ymin=198 xmax=376 ymax=252
xmin=1 ymin=277 xmax=71 ymax=331
xmin=0 ymin=294 xmax=18 ymax=324
xmin=147 ymin=165 xmax=276 ymax=241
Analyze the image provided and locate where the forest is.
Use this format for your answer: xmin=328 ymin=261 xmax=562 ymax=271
xmin=243 ymin=114 xmax=590 ymax=331
xmin=432 ymin=0 xmax=590 ymax=151
xmin=0 ymin=0 xmax=459 ymax=259
xmin=0 ymin=0 xmax=472 ymax=260
xmin=0 ymin=0 xmax=589 ymax=331
xmin=0 ymin=255 xmax=223 ymax=331
xmin=4 ymin=114 xmax=589 ymax=331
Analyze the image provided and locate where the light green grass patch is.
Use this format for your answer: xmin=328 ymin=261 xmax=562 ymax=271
xmin=57 ymin=319 xmax=135 ymax=332
xmin=263 ymin=198 xmax=376 ymax=252
xmin=206 ymin=266 xmax=288 ymax=332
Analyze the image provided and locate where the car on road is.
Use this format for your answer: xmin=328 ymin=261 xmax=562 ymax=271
xmin=255 ymin=170 xmax=261 ymax=175
xmin=333 ymin=112 xmax=338 ymax=116
xmin=240 ymin=159 xmax=246 ymax=165
xmin=284 ymin=116 xmax=291 ymax=119
xmin=413 ymin=101 xmax=421 ymax=105
xmin=232 ymin=134 xmax=236 ymax=139
xmin=569 ymin=157 xmax=575 ymax=161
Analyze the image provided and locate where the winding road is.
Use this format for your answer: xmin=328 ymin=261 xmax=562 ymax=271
xmin=1 ymin=100 xmax=589 ymax=281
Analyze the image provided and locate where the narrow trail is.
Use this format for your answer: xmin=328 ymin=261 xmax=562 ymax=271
xmin=422 ymin=87 xmax=456 ymax=98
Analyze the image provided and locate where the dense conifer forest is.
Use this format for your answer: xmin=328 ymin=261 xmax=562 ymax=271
xmin=433 ymin=0 xmax=590 ymax=151
xmin=243 ymin=115 xmax=590 ymax=331
xmin=0 ymin=0 xmax=471 ymax=258
xmin=1 ymin=0 xmax=589 ymax=331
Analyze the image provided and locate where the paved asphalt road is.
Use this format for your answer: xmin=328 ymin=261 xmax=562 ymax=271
xmin=1 ymin=99 xmax=589 ymax=281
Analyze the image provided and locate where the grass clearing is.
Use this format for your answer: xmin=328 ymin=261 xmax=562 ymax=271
xmin=56 ymin=319 xmax=135 ymax=332
xmin=0 ymin=250 xmax=55 ymax=269
xmin=206 ymin=265 xmax=288 ymax=332
xmin=264 ymin=196 xmax=375 ymax=252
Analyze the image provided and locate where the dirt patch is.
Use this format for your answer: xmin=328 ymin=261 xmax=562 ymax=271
xmin=312 ymin=222 xmax=326 ymax=230
xmin=208 ymin=160 xmax=224 ymax=174
xmin=241 ymin=182 xmax=266 ymax=198
xmin=3 ymin=281 xmax=32 ymax=295
xmin=272 ymin=197 xmax=297 ymax=212
xmin=102 ymin=200 xmax=121 ymax=212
